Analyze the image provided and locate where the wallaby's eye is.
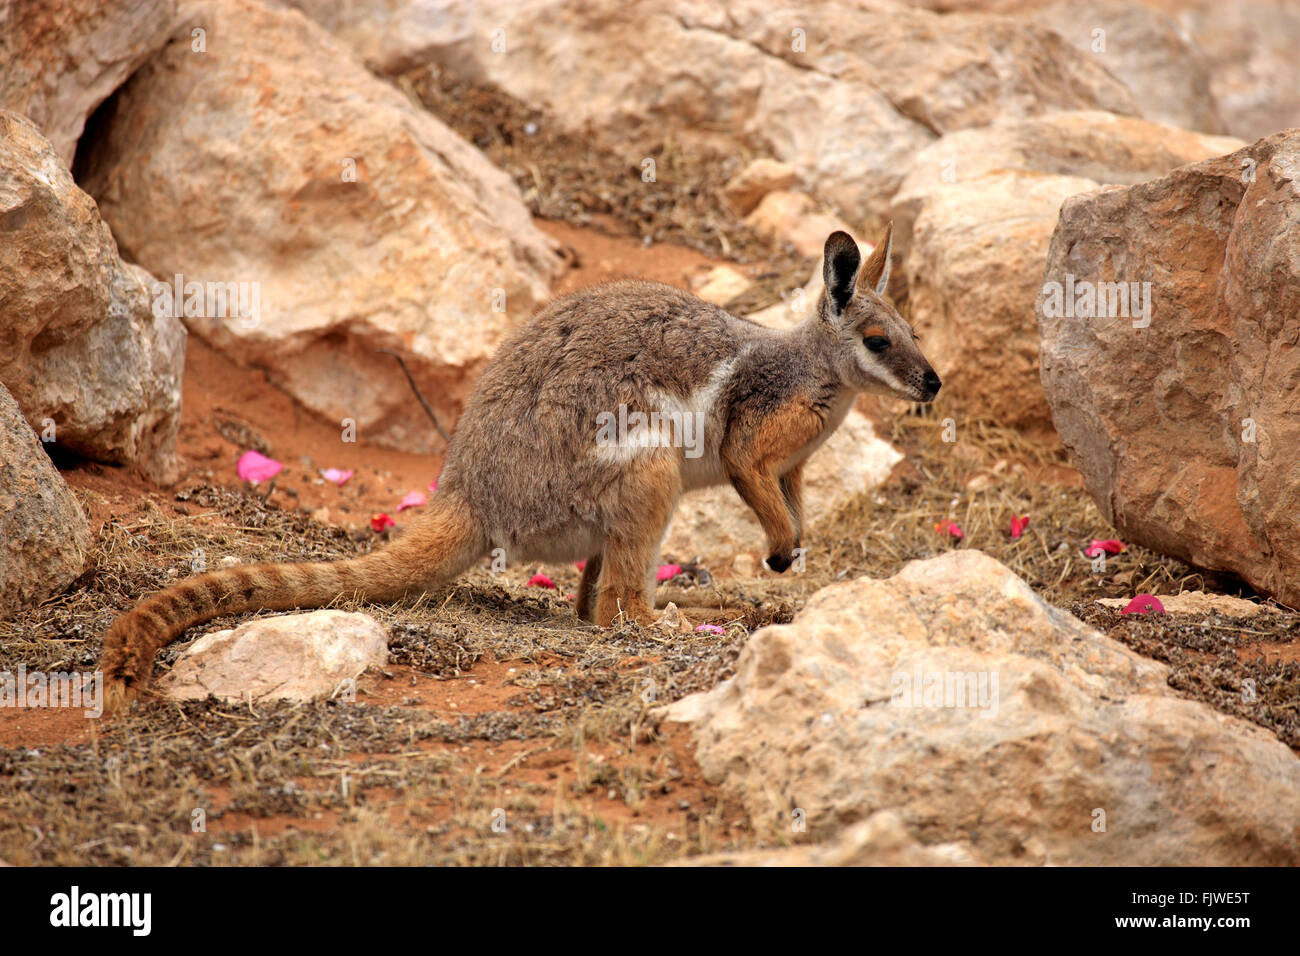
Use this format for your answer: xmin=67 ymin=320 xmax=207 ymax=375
xmin=864 ymin=335 xmax=890 ymax=353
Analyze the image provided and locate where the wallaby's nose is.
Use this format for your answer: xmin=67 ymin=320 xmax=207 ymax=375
xmin=923 ymin=370 xmax=942 ymax=397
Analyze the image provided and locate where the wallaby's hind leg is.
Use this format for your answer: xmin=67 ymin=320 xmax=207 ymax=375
xmin=593 ymin=536 xmax=658 ymax=626
xmin=593 ymin=455 xmax=678 ymax=627
xmin=575 ymin=551 xmax=603 ymax=622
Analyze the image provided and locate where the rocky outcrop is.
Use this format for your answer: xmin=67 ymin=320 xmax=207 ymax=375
xmin=662 ymin=551 xmax=1300 ymax=865
xmin=1038 ymin=129 xmax=1300 ymax=608
xmin=1021 ymin=0 xmax=1223 ymax=134
xmin=0 ymin=0 xmax=179 ymax=163
xmin=891 ymin=111 xmax=1241 ymax=430
xmin=76 ymin=0 xmax=561 ymax=453
xmin=1143 ymin=0 xmax=1300 ymax=142
xmin=157 ymin=610 xmax=389 ymax=702
xmin=0 ymin=383 xmax=91 ymax=618
xmin=0 ymin=111 xmax=185 ymax=484
xmin=291 ymin=0 xmax=1138 ymax=229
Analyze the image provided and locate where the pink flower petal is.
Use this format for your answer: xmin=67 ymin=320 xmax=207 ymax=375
xmin=934 ymin=521 xmax=964 ymax=540
xmin=397 ymin=491 xmax=427 ymax=512
xmin=656 ymin=563 xmax=683 ymax=582
xmin=236 ymin=450 xmax=282 ymax=484
xmin=320 ymin=468 xmax=353 ymax=486
xmin=370 ymin=512 xmax=395 ymax=532
xmin=695 ymin=624 xmax=725 ymax=635
xmin=1010 ymin=514 xmax=1030 ymax=539
xmin=1121 ymin=594 xmax=1165 ymax=616
xmin=527 ymin=573 xmax=556 ymax=589
xmin=428 ymin=478 xmax=439 ymax=493
xmin=1086 ymin=538 xmax=1125 ymax=557
xmin=574 ymin=560 xmax=587 ymax=571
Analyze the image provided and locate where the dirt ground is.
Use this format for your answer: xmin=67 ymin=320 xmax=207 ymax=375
xmin=1 ymin=70 xmax=1295 ymax=867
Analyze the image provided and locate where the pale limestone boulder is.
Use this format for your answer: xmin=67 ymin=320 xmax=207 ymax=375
xmin=0 ymin=383 xmax=90 ymax=618
xmin=290 ymin=0 xmax=1137 ymax=229
xmin=663 ymin=550 xmax=1300 ymax=865
xmin=0 ymin=0 xmax=179 ymax=163
xmin=77 ymin=0 xmax=561 ymax=453
xmin=719 ymin=158 xmax=799 ymax=217
xmin=742 ymin=191 xmax=854 ymax=260
xmin=158 ymin=610 xmax=389 ymax=703
xmin=688 ymin=266 xmax=751 ymax=308
xmin=0 ymin=111 xmax=185 ymax=484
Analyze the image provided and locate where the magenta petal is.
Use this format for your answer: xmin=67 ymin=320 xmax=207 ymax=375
xmin=695 ymin=624 xmax=725 ymax=635
xmin=656 ymin=564 xmax=683 ymax=581
xmin=1086 ymin=538 xmax=1126 ymax=557
xmin=527 ymin=573 xmax=556 ymax=589
xmin=397 ymin=491 xmax=427 ymax=512
xmin=1121 ymin=594 xmax=1165 ymax=615
xmin=236 ymin=450 xmax=282 ymax=483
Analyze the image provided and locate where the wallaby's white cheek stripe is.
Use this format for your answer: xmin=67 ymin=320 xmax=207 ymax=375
xmin=858 ymin=343 xmax=912 ymax=396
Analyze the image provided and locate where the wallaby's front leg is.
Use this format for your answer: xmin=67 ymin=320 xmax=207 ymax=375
xmin=779 ymin=462 xmax=805 ymax=546
xmin=723 ymin=403 xmax=822 ymax=573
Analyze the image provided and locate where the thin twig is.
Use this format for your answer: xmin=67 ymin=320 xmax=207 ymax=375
xmin=376 ymin=348 xmax=452 ymax=443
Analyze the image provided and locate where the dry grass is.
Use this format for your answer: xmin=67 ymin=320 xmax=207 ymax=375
xmin=2 ymin=413 xmax=1295 ymax=866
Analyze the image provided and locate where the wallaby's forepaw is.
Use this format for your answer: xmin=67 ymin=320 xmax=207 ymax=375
xmin=763 ymin=551 xmax=793 ymax=573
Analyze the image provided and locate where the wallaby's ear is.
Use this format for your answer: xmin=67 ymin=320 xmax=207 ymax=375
xmin=857 ymin=221 xmax=893 ymax=298
xmin=822 ymin=231 xmax=861 ymax=314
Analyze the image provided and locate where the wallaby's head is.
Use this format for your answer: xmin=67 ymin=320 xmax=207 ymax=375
xmin=818 ymin=225 xmax=941 ymax=403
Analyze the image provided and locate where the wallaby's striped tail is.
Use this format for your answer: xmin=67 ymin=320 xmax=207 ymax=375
xmin=99 ymin=494 xmax=486 ymax=715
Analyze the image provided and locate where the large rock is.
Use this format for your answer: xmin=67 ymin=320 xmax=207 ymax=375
xmin=892 ymin=111 xmax=1241 ymax=430
xmin=157 ymin=609 xmax=389 ymax=702
xmin=77 ymin=0 xmax=561 ymax=453
xmin=910 ymin=0 xmax=1300 ymax=141
xmin=291 ymin=0 xmax=1137 ymax=229
xmin=1143 ymin=0 xmax=1300 ymax=142
xmin=1038 ymin=129 xmax=1300 ymax=608
xmin=662 ymin=551 xmax=1300 ymax=865
xmin=980 ymin=0 xmax=1224 ymax=134
xmin=0 ymin=382 xmax=91 ymax=618
xmin=0 ymin=111 xmax=185 ymax=484
xmin=0 ymin=0 xmax=178 ymax=164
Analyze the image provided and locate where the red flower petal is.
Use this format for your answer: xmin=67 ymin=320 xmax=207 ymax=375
xmin=369 ymin=512 xmax=395 ymax=532
xmin=656 ymin=564 xmax=683 ymax=581
xmin=1010 ymin=514 xmax=1030 ymax=539
xmin=1121 ymin=594 xmax=1165 ymax=615
xmin=236 ymin=450 xmax=282 ymax=484
xmin=397 ymin=491 xmax=426 ymax=512
xmin=527 ymin=573 xmax=556 ymax=589
xmin=1086 ymin=538 xmax=1125 ymax=557
xmin=574 ymin=559 xmax=586 ymax=571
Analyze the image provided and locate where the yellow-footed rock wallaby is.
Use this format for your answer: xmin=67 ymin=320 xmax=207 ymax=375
xmin=99 ymin=225 xmax=940 ymax=712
